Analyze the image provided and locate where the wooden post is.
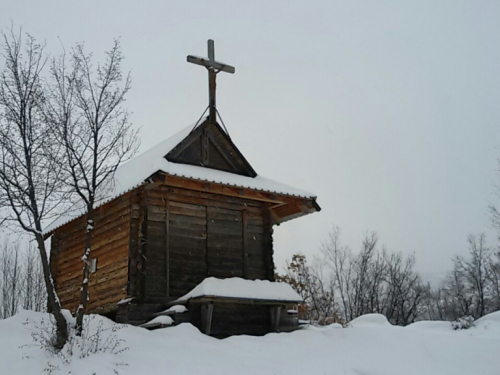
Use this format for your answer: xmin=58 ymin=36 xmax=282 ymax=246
xmin=242 ymin=210 xmax=248 ymax=278
xmin=270 ymin=306 xmax=281 ymax=332
xmin=263 ymin=208 xmax=275 ymax=281
xmin=208 ymin=40 xmax=216 ymax=125
xmin=202 ymin=302 xmax=214 ymax=335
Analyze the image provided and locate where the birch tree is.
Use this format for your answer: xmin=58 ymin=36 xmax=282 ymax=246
xmin=47 ymin=40 xmax=139 ymax=335
xmin=0 ymin=29 xmax=68 ymax=348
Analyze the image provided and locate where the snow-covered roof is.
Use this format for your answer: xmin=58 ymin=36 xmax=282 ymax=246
xmin=44 ymin=119 xmax=316 ymax=234
xmin=172 ymin=277 xmax=303 ymax=303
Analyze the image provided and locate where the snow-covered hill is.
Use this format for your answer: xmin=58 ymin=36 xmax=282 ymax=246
xmin=1 ymin=310 xmax=499 ymax=375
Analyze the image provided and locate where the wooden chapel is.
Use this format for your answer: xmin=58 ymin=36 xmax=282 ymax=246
xmin=46 ymin=40 xmax=320 ymax=336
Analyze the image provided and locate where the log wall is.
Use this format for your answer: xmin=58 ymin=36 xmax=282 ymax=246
xmin=143 ymin=185 xmax=275 ymax=299
xmin=50 ymin=191 xmax=135 ymax=313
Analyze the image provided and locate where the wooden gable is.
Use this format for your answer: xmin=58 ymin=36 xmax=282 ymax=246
xmin=165 ymin=119 xmax=257 ymax=177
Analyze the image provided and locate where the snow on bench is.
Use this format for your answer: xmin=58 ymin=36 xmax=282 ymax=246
xmin=140 ymin=315 xmax=174 ymax=329
xmin=172 ymin=277 xmax=303 ymax=304
xmin=154 ymin=305 xmax=189 ymax=316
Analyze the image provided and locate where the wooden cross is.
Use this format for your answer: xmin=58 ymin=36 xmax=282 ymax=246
xmin=187 ymin=40 xmax=235 ymax=125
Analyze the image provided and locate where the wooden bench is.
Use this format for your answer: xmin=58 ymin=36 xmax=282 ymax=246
xmin=169 ymin=295 xmax=298 ymax=335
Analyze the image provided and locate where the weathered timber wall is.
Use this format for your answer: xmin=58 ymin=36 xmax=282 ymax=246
xmin=50 ymin=191 xmax=136 ymax=313
xmin=143 ymin=185 xmax=275 ymax=299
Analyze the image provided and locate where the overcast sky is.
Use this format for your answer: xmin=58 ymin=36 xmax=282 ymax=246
xmin=2 ymin=1 xmax=500 ymax=284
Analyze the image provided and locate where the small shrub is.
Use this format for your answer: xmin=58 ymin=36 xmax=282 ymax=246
xmin=22 ymin=314 xmax=128 ymax=374
xmin=451 ymin=316 xmax=474 ymax=330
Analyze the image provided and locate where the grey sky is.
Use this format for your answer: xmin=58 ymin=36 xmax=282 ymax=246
xmin=2 ymin=1 xmax=500 ymax=283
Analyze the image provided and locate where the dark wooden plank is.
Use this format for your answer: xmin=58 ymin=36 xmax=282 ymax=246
xmin=169 ymin=220 xmax=207 ymax=232
xmin=168 ymin=236 xmax=207 ymax=250
xmin=207 ymin=248 xmax=244 ymax=260
xmin=169 ymin=243 xmax=207 ymax=255
xmin=169 ymin=214 xmax=206 ymax=226
xmin=169 ymin=228 xmax=207 ymax=239
xmin=207 ymin=223 xmax=242 ymax=236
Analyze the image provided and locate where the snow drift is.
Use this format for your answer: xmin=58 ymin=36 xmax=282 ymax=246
xmin=0 ymin=310 xmax=499 ymax=375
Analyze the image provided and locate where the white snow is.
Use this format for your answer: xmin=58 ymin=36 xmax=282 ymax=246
xmin=157 ymin=305 xmax=188 ymax=315
xmin=140 ymin=315 xmax=174 ymax=327
xmin=347 ymin=313 xmax=392 ymax=328
xmin=117 ymin=297 xmax=134 ymax=305
xmin=1 ymin=310 xmax=499 ymax=375
xmin=406 ymin=320 xmax=454 ymax=332
xmin=44 ymin=119 xmax=316 ymax=234
xmin=173 ymin=277 xmax=303 ymax=303
xmin=472 ymin=311 xmax=500 ymax=337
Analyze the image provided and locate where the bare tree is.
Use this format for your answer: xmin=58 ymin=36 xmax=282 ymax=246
xmin=321 ymin=226 xmax=355 ymax=321
xmin=382 ymin=252 xmax=425 ymax=325
xmin=309 ymin=257 xmax=338 ymax=323
xmin=451 ymin=234 xmax=491 ymax=318
xmin=276 ymin=254 xmax=317 ymax=320
xmin=321 ymin=229 xmax=387 ymax=321
xmin=0 ymin=29 xmax=68 ymax=347
xmin=0 ymin=240 xmax=46 ymax=318
xmin=366 ymin=248 xmax=386 ymax=314
xmin=487 ymin=250 xmax=500 ymax=311
xmin=422 ymin=287 xmax=447 ymax=321
xmin=276 ymin=254 xmax=338 ymax=323
xmin=47 ymin=40 xmax=139 ymax=335
xmin=319 ymin=226 xmax=428 ymax=325
xmin=23 ymin=243 xmax=47 ymax=312
xmin=352 ymin=232 xmax=378 ymax=318
xmin=7 ymin=243 xmax=20 ymax=317
xmin=0 ymin=241 xmax=19 ymax=318
xmin=442 ymin=261 xmax=473 ymax=319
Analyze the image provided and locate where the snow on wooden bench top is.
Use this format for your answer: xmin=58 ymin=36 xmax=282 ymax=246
xmin=140 ymin=315 xmax=174 ymax=329
xmin=173 ymin=277 xmax=303 ymax=303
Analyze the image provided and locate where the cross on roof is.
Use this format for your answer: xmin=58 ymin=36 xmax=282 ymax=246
xmin=187 ymin=40 xmax=235 ymax=125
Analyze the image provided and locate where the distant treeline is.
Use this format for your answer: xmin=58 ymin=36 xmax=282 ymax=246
xmin=0 ymin=241 xmax=46 ymax=319
xmin=276 ymin=227 xmax=500 ymax=325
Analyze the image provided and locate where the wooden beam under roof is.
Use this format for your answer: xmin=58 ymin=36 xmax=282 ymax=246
xmin=154 ymin=172 xmax=320 ymax=225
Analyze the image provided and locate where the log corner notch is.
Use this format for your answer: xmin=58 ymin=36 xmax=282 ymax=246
xmin=150 ymin=171 xmax=321 ymax=226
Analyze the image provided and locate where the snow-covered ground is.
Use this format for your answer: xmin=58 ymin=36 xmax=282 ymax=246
xmin=1 ymin=310 xmax=499 ymax=375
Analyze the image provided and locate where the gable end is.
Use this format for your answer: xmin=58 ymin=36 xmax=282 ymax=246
xmin=165 ymin=119 xmax=257 ymax=177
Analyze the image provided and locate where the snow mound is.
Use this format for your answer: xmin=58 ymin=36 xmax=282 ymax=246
xmin=406 ymin=321 xmax=453 ymax=331
xmin=472 ymin=311 xmax=500 ymax=336
xmin=475 ymin=310 xmax=500 ymax=325
xmin=348 ymin=313 xmax=392 ymax=328
xmin=1 ymin=311 xmax=500 ymax=375
xmin=174 ymin=277 xmax=303 ymax=303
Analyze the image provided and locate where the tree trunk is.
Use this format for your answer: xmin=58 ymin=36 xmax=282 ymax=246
xmin=75 ymin=205 xmax=94 ymax=336
xmin=35 ymin=234 xmax=67 ymax=349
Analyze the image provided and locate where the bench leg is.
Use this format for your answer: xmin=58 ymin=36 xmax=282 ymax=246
xmin=202 ymin=302 xmax=214 ymax=335
xmin=270 ymin=306 xmax=281 ymax=332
